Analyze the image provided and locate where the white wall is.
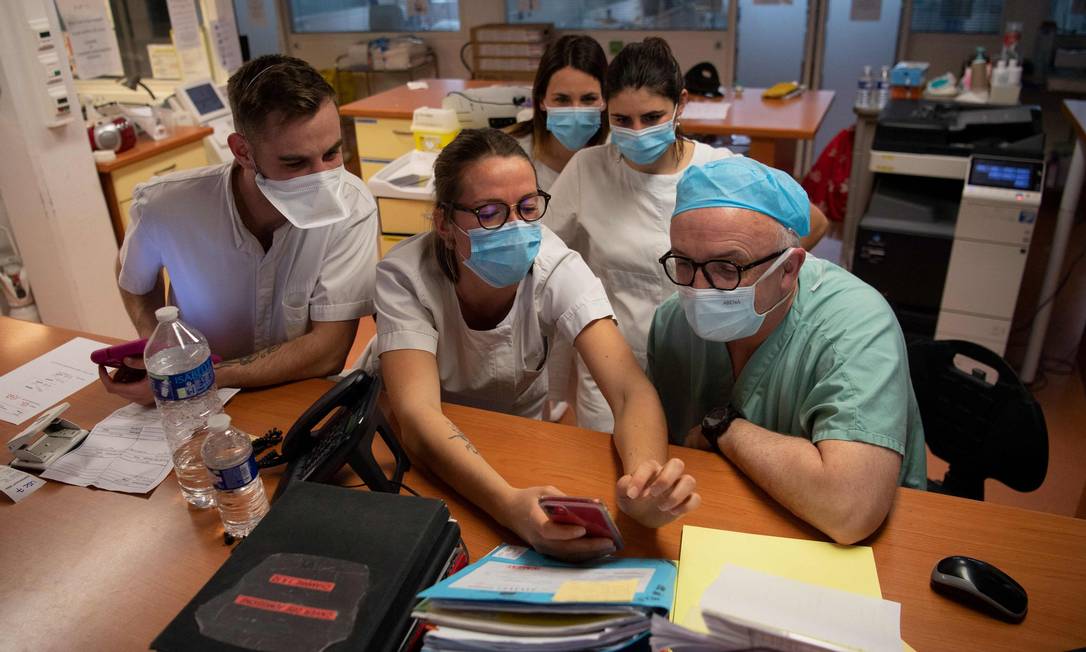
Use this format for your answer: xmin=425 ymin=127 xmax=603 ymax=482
xmin=284 ymin=0 xmax=735 ymax=90
xmin=0 ymin=0 xmax=134 ymax=337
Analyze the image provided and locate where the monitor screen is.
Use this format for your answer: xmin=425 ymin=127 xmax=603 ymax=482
xmin=969 ymin=158 xmax=1043 ymax=192
xmin=185 ymin=83 xmax=225 ymax=116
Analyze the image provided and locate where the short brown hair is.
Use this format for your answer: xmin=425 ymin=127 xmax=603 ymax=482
xmin=431 ymin=129 xmax=535 ymax=283
xmin=227 ymin=54 xmax=336 ymax=139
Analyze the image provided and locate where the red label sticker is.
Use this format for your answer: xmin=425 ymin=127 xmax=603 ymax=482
xmin=234 ymin=595 xmax=338 ymax=621
xmin=269 ymin=573 xmax=336 ymax=592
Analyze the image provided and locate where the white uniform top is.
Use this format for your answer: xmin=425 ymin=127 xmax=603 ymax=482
xmin=545 ymin=141 xmax=737 ymax=366
xmin=371 ymin=226 xmax=613 ymax=419
xmin=119 ymin=163 xmax=379 ymax=361
xmin=515 ymin=134 xmax=560 ymax=192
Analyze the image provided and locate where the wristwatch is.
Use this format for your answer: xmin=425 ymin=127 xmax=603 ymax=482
xmin=701 ymin=404 xmax=744 ymax=455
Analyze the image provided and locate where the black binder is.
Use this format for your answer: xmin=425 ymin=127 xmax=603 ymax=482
xmin=151 ymin=483 xmax=460 ymax=652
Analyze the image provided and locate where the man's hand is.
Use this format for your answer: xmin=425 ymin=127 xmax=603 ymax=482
xmin=98 ymin=357 xmax=154 ymax=406
xmin=616 ymin=458 xmax=701 ymax=528
xmin=499 ymin=486 xmax=618 ymax=561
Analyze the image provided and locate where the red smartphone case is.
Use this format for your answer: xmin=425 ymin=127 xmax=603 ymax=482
xmin=538 ymin=496 xmax=624 ymax=550
xmin=91 ymin=339 xmax=148 ymax=368
xmin=91 ymin=339 xmax=223 ymax=368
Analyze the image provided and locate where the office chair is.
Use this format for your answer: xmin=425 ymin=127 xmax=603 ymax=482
xmin=907 ymin=338 xmax=1048 ymax=501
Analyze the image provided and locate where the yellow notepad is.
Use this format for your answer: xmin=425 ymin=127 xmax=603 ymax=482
xmin=674 ymin=526 xmax=882 ymax=632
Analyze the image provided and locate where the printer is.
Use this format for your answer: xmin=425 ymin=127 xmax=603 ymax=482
xmin=852 ymin=100 xmax=1044 ymax=355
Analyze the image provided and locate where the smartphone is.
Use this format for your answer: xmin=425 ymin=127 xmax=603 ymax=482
xmin=538 ymin=496 xmax=624 ymax=551
xmin=91 ymin=339 xmax=149 ymax=368
xmin=91 ymin=339 xmax=221 ymax=383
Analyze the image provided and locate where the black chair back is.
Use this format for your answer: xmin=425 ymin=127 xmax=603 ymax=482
xmin=907 ymin=338 xmax=1048 ymax=500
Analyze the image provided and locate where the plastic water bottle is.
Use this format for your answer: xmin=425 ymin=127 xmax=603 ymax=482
xmin=855 ymin=65 xmax=874 ymax=109
xmin=876 ymin=65 xmax=891 ymax=109
xmin=145 ymin=306 xmax=223 ymax=508
xmin=202 ymin=414 xmax=269 ymax=538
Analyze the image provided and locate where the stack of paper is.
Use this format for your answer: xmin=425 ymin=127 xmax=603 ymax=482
xmin=651 ymin=565 xmax=902 ymax=651
xmin=414 ymin=544 xmax=676 ymax=651
xmin=650 ymin=526 xmax=907 ymax=652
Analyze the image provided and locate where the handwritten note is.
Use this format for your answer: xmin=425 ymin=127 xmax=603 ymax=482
xmin=0 ymin=465 xmax=47 ymax=503
xmin=0 ymin=337 xmax=104 ymax=425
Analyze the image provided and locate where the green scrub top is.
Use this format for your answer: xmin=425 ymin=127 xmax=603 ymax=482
xmin=647 ymin=256 xmax=927 ymax=489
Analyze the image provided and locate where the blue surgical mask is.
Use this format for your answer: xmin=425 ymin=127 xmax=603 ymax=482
xmin=455 ymin=220 xmax=542 ymax=288
xmin=545 ymin=106 xmax=602 ymax=151
xmin=678 ymin=250 xmax=793 ymax=342
xmin=610 ymin=109 xmax=678 ymax=165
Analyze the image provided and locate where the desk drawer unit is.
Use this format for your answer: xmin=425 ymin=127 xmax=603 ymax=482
xmin=380 ymin=235 xmax=407 ymax=258
xmin=111 ymin=141 xmax=208 ymax=203
xmin=355 ymin=118 xmax=414 ymax=180
xmin=378 ymin=197 xmax=432 ymax=235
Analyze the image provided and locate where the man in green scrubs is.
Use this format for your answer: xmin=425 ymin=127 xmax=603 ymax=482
xmin=648 ymin=157 xmax=925 ymax=544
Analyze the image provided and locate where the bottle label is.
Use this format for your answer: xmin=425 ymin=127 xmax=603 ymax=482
xmin=149 ymin=357 xmax=214 ymax=401
xmin=210 ymin=454 xmax=260 ymax=491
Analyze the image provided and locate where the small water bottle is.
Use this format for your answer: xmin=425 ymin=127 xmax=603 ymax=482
xmin=876 ymin=65 xmax=891 ymax=109
xmin=855 ymin=65 xmax=874 ymax=109
xmin=145 ymin=306 xmax=223 ymax=508
xmin=202 ymin=414 xmax=269 ymax=538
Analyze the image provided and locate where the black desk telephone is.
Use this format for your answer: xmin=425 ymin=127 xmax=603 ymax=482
xmin=261 ymin=370 xmax=411 ymax=501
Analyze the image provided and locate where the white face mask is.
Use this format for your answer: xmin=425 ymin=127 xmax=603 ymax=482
xmin=678 ymin=249 xmax=793 ymax=342
xmin=255 ymin=166 xmax=350 ymax=229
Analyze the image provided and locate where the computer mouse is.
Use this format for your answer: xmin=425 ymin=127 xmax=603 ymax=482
xmin=930 ymin=555 xmax=1028 ymax=623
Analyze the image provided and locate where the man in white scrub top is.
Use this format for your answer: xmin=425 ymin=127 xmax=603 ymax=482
xmin=104 ymin=55 xmax=378 ymax=402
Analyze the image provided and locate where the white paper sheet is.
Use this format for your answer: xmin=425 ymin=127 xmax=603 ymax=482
xmin=700 ymin=565 xmax=901 ymax=652
xmin=0 ymin=337 xmax=105 ymax=425
xmin=56 ymin=0 xmax=124 ymax=79
xmin=210 ymin=0 xmax=243 ymax=73
xmin=0 ymin=465 xmax=47 ymax=503
xmin=167 ymin=0 xmax=212 ymax=80
xmin=682 ymin=102 xmax=731 ymax=121
xmin=40 ymin=389 xmax=241 ymax=494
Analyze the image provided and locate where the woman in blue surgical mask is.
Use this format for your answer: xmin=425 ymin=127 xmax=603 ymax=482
xmin=508 ymin=35 xmax=609 ymax=192
xmin=545 ymin=37 xmax=829 ymax=433
xmin=369 ymin=128 xmax=701 ymax=562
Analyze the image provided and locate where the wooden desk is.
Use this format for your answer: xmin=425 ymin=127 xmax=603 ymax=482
xmin=339 ymin=79 xmax=835 ymax=170
xmin=96 ymin=126 xmax=213 ymax=245
xmin=2 ymin=316 xmax=1084 ymax=651
xmin=682 ymin=89 xmax=835 ymax=169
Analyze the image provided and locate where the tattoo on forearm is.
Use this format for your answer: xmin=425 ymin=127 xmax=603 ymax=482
xmin=217 ymin=343 xmax=284 ymax=368
xmin=446 ymin=420 xmax=479 ymax=455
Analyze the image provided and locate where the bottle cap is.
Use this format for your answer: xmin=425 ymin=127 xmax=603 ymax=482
xmin=207 ymin=414 xmax=231 ymax=431
xmin=155 ymin=306 xmax=179 ymax=322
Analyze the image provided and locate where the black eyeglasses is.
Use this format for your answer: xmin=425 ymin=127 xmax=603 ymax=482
xmin=658 ymin=249 xmax=786 ymax=291
xmin=447 ymin=190 xmax=551 ymax=230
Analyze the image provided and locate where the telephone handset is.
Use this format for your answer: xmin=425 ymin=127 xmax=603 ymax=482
xmin=267 ymin=370 xmax=411 ymax=501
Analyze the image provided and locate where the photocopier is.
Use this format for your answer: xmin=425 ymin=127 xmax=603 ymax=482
xmin=852 ymin=100 xmax=1045 ymax=355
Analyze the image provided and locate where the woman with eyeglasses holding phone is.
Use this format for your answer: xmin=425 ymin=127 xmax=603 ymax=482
xmin=371 ymin=129 xmax=700 ymax=561
xmin=545 ymin=37 xmax=829 ymax=433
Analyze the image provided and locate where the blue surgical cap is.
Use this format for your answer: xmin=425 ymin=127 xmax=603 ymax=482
xmin=673 ymin=157 xmax=811 ymax=236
